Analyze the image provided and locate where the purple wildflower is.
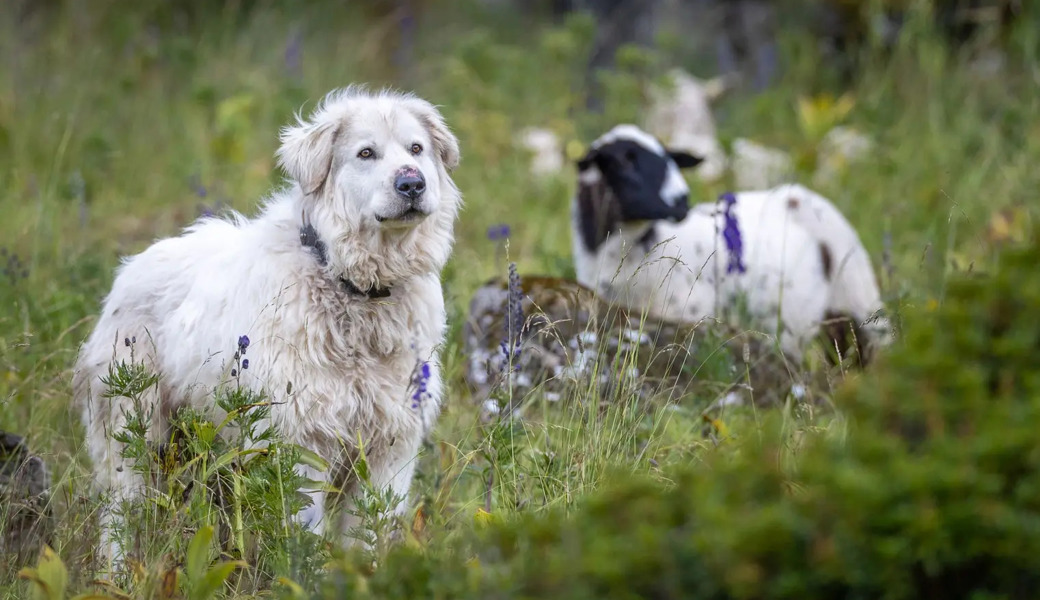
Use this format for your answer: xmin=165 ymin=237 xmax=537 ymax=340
xmin=1 ymin=250 xmax=29 ymax=283
xmin=198 ymin=198 xmax=228 ymax=219
xmin=487 ymin=224 xmax=511 ymax=241
xmin=500 ymin=262 xmax=524 ymax=371
xmin=411 ymin=361 xmax=431 ymax=409
xmin=285 ymin=29 xmax=303 ymax=78
xmin=394 ymin=8 xmax=415 ymax=69
xmin=189 ymin=174 xmax=207 ymax=198
xmin=231 ymin=335 xmax=250 ymax=384
xmin=719 ymin=192 xmax=746 ymax=275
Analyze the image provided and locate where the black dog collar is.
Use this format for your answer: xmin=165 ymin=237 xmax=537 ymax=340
xmin=299 ymin=224 xmax=392 ymax=299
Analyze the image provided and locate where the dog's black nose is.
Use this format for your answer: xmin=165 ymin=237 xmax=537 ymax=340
xmin=395 ymin=172 xmax=426 ymax=201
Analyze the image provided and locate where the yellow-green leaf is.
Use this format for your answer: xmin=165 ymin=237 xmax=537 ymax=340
xmin=702 ymin=414 xmax=731 ymax=440
xmin=20 ymin=546 xmax=68 ymax=600
xmin=276 ymin=576 xmax=307 ymax=599
xmin=290 ymin=444 xmax=330 ymax=472
xmin=474 ymin=508 xmax=500 ymax=528
xmin=194 ymin=561 xmax=248 ymax=600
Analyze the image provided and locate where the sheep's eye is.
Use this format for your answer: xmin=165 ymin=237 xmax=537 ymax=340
xmin=358 ymin=148 xmax=375 ymax=159
xmin=625 ymin=150 xmax=638 ymax=164
xmin=410 ymin=143 xmax=423 ymax=155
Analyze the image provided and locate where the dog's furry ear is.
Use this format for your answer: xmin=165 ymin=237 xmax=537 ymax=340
xmin=407 ymin=99 xmax=460 ymax=172
xmin=276 ymin=116 xmax=339 ymax=196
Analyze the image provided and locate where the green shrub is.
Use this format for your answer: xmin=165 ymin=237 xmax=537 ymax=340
xmin=323 ymin=234 xmax=1040 ymax=600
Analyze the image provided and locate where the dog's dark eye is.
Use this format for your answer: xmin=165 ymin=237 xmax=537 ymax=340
xmin=358 ymin=148 xmax=375 ymax=159
xmin=410 ymin=143 xmax=423 ymax=155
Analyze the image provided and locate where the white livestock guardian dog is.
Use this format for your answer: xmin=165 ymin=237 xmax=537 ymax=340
xmin=73 ymin=86 xmax=461 ymax=565
xmin=572 ymin=124 xmax=890 ymax=363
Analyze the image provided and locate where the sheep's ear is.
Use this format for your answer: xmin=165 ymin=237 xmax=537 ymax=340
xmin=407 ymin=98 xmax=461 ymax=171
xmin=576 ymin=170 xmax=620 ymax=253
xmin=576 ymin=148 xmax=599 ymax=172
xmin=703 ymin=72 xmax=740 ymax=103
xmin=667 ymin=149 xmax=704 ymax=170
xmin=276 ymin=116 xmax=340 ymax=196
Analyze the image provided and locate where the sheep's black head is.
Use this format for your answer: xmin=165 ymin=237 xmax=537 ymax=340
xmin=574 ymin=124 xmax=703 ymax=252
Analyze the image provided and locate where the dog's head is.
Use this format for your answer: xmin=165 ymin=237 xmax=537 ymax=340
xmin=574 ymin=124 xmax=702 ymax=252
xmin=275 ymin=86 xmax=462 ymax=284
xmin=277 ymin=85 xmax=460 ymax=230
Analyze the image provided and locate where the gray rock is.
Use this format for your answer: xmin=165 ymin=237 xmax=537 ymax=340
xmin=1 ymin=431 xmax=52 ymax=566
xmin=462 ymin=274 xmax=807 ymax=417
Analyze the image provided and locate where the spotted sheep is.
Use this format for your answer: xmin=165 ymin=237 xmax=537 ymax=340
xmin=571 ymin=124 xmax=892 ymax=364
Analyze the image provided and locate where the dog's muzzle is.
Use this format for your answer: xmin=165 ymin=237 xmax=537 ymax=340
xmin=376 ymin=167 xmax=430 ymax=225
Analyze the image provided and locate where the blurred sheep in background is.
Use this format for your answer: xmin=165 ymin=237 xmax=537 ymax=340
xmin=643 ymin=69 xmax=735 ymax=183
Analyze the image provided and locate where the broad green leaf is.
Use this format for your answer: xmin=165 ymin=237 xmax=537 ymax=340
xmin=20 ymin=546 xmax=68 ymax=600
xmin=185 ymin=525 xmax=215 ymax=585
xmin=290 ymin=444 xmax=330 ymax=472
xmin=16 ymin=568 xmax=50 ymax=600
xmin=194 ymin=561 xmax=248 ymax=600
xmin=193 ymin=420 xmax=217 ymax=446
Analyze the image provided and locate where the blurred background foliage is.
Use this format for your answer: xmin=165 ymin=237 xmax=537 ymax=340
xmin=1 ymin=0 xmax=1039 ymax=597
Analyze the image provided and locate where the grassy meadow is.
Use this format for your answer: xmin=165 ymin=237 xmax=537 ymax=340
xmin=2 ymin=0 xmax=1039 ymax=597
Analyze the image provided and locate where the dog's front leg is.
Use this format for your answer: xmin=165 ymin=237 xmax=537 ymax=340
xmin=79 ymin=365 xmax=164 ymax=576
xmin=333 ymin=438 xmax=421 ymax=550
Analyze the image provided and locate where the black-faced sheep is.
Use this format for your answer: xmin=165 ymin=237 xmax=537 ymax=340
xmin=571 ymin=124 xmax=891 ymax=364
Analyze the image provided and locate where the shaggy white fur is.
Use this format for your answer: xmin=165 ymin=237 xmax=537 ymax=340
xmin=573 ymin=126 xmax=889 ymax=362
xmin=73 ymin=85 xmax=461 ymax=568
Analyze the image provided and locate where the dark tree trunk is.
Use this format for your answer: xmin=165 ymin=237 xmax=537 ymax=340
xmin=577 ymin=0 xmax=662 ymax=112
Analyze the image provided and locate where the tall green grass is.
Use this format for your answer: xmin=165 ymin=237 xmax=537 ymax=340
xmin=1 ymin=0 xmax=1037 ymax=597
